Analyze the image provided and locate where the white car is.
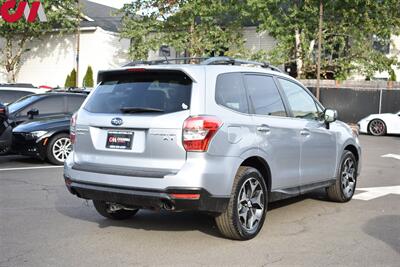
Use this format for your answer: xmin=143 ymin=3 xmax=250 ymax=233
xmin=358 ymin=111 xmax=400 ymax=136
xmin=0 ymin=87 xmax=50 ymax=105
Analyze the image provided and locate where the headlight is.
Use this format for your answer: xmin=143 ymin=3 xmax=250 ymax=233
xmin=31 ymin=131 xmax=48 ymax=138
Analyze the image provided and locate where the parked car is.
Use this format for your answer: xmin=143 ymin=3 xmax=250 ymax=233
xmin=358 ymin=111 xmax=400 ymax=136
xmin=64 ymin=57 xmax=361 ymax=240
xmin=12 ymin=115 xmax=73 ymax=165
xmin=0 ymin=101 xmax=10 ymax=154
xmin=0 ymin=87 xmax=49 ymax=105
xmin=0 ymin=92 xmax=87 ymax=155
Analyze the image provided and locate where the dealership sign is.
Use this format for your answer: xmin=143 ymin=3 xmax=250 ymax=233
xmin=0 ymin=0 xmax=47 ymax=23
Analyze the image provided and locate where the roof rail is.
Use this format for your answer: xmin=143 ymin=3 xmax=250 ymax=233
xmin=201 ymin=57 xmax=282 ymax=73
xmin=123 ymin=56 xmax=283 ymax=73
xmin=123 ymin=57 xmax=209 ymax=67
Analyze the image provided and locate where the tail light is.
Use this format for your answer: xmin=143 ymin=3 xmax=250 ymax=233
xmin=70 ymin=113 xmax=77 ymax=144
xmin=182 ymin=116 xmax=222 ymax=152
xmin=0 ymin=106 xmax=7 ymax=116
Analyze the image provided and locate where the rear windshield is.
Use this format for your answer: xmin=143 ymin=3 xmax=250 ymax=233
xmin=84 ymin=70 xmax=192 ymax=114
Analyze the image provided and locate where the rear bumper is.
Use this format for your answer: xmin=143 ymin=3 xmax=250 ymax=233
xmin=64 ymin=176 xmax=229 ymax=213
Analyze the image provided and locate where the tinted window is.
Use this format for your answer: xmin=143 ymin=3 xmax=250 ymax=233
xmin=278 ymin=78 xmax=320 ymax=120
xmin=20 ymin=96 xmax=65 ymax=115
xmin=215 ymin=73 xmax=248 ymax=113
xmin=0 ymin=90 xmax=33 ymax=104
xmin=85 ymin=71 xmax=192 ymax=114
xmin=245 ymin=75 xmax=286 ymax=116
xmin=8 ymin=95 xmax=42 ymax=114
xmin=67 ymin=95 xmax=86 ymax=113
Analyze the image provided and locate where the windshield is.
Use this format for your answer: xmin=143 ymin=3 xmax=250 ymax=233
xmin=84 ymin=70 xmax=192 ymax=114
xmin=8 ymin=95 xmax=41 ymax=114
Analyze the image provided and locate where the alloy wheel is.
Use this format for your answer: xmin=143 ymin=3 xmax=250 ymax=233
xmin=237 ymin=177 xmax=265 ymax=233
xmin=369 ymin=120 xmax=385 ymax=136
xmin=341 ymin=157 xmax=356 ymax=198
xmin=52 ymin=137 xmax=72 ymax=162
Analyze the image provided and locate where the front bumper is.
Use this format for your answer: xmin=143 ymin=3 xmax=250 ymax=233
xmin=11 ymin=132 xmax=47 ymax=159
xmin=64 ymin=176 xmax=229 ymax=213
xmin=0 ymin=123 xmax=12 ymax=152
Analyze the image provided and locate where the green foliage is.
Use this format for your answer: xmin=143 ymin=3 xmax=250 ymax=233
xmin=83 ymin=66 xmax=94 ymax=87
xmin=64 ymin=69 xmax=77 ymax=88
xmin=249 ymin=0 xmax=400 ymax=80
xmin=69 ymin=69 xmax=77 ymax=88
xmin=64 ymin=74 xmax=71 ymax=88
xmin=0 ymin=0 xmax=79 ymax=82
xmin=120 ymin=0 xmax=250 ymax=60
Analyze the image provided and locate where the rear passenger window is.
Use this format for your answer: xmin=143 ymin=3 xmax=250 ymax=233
xmin=215 ymin=73 xmax=248 ymax=113
xmin=67 ymin=95 xmax=85 ymax=113
xmin=244 ymin=75 xmax=287 ymax=117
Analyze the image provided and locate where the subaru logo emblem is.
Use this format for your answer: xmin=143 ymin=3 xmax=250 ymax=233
xmin=111 ymin=118 xmax=123 ymax=126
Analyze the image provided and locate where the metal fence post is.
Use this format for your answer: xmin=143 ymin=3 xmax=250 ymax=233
xmin=379 ymin=89 xmax=383 ymax=114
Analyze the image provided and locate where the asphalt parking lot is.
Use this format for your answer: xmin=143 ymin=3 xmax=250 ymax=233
xmin=0 ymin=135 xmax=399 ymax=266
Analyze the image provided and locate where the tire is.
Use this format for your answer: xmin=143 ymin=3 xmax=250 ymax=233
xmin=215 ymin=166 xmax=268 ymax=240
xmin=327 ymin=150 xmax=357 ymax=202
xmin=368 ymin=119 xmax=386 ymax=136
xmin=46 ymin=133 xmax=72 ymax=165
xmin=93 ymin=200 xmax=139 ymax=220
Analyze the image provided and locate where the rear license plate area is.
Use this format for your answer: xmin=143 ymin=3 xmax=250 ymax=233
xmin=106 ymin=131 xmax=133 ymax=150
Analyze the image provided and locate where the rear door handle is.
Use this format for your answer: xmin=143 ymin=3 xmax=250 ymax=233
xmin=300 ymin=128 xmax=311 ymax=136
xmin=257 ymin=125 xmax=271 ymax=133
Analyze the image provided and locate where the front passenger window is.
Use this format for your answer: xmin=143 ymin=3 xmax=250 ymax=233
xmin=20 ymin=96 xmax=64 ymax=116
xmin=278 ymin=79 xmax=320 ymax=120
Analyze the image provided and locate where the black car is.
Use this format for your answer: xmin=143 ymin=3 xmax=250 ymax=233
xmin=0 ymin=92 xmax=87 ymax=155
xmin=12 ymin=115 xmax=72 ymax=165
xmin=0 ymin=102 xmax=11 ymax=154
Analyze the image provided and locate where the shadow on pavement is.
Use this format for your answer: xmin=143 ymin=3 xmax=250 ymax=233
xmin=0 ymin=154 xmax=44 ymax=165
xmin=55 ymin=188 xmax=331 ymax=239
xmin=363 ymin=215 xmax=400 ymax=254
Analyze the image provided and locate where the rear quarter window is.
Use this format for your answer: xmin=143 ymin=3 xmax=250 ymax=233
xmin=84 ymin=70 xmax=192 ymax=114
xmin=215 ymin=73 xmax=249 ymax=113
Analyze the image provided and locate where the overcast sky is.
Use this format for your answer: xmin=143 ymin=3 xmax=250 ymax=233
xmin=88 ymin=0 xmax=132 ymax=9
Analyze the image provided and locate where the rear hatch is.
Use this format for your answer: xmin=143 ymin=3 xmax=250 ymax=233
xmin=73 ymin=69 xmax=193 ymax=177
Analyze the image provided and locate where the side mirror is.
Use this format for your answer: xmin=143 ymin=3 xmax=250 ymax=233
xmin=27 ymin=108 xmax=39 ymax=119
xmin=324 ymin=109 xmax=337 ymax=128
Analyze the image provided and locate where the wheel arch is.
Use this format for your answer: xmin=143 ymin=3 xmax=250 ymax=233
xmin=344 ymin=144 xmax=359 ymax=163
xmin=240 ymin=156 xmax=272 ymax=193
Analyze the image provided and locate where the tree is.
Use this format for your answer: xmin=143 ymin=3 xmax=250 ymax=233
xmin=83 ymin=65 xmax=94 ymax=87
xmin=249 ymin=0 xmax=400 ymax=80
xmin=119 ymin=0 xmax=249 ymax=60
xmin=64 ymin=74 xmax=71 ymax=88
xmin=69 ymin=68 xmax=77 ymax=88
xmin=0 ymin=0 xmax=78 ymax=83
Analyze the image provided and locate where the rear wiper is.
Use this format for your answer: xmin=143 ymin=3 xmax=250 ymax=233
xmin=120 ymin=107 xmax=164 ymax=113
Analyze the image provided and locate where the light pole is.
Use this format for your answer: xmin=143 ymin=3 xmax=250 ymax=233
xmin=76 ymin=0 xmax=81 ymax=87
xmin=316 ymin=0 xmax=323 ymax=100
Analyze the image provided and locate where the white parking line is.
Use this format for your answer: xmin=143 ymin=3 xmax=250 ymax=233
xmin=0 ymin=166 xmax=63 ymax=172
xmin=381 ymin=154 xmax=400 ymax=160
xmin=354 ymin=185 xmax=400 ymax=200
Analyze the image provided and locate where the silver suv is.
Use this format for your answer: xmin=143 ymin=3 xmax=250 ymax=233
xmin=64 ymin=57 xmax=361 ymax=240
